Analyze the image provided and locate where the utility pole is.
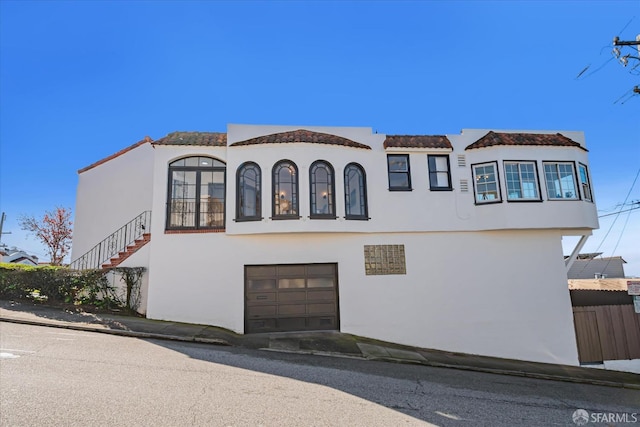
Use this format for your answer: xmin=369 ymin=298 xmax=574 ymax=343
xmin=611 ymin=34 xmax=640 ymax=103
xmin=0 ymin=212 xmax=12 ymax=244
xmin=612 ymin=35 xmax=640 ymax=65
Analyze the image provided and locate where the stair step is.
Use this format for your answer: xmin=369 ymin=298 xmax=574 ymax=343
xmin=100 ymin=234 xmax=151 ymax=270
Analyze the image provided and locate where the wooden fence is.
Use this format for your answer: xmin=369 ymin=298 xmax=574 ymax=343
xmin=573 ymin=305 xmax=640 ymax=363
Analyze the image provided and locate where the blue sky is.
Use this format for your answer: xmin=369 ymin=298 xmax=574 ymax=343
xmin=1 ymin=1 xmax=638 ymax=275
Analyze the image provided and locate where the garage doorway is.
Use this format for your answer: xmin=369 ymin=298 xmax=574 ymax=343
xmin=245 ymin=263 xmax=339 ymax=333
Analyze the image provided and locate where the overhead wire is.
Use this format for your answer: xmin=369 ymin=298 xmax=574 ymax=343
xmin=616 ymin=16 xmax=635 ymax=36
xmin=598 ymin=203 xmax=640 ymax=218
xmin=576 ymin=56 xmax=615 ymax=80
xmin=575 ymin=167 xmax=640 ymax=276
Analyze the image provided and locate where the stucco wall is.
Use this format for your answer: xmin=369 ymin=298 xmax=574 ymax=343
xmin=71 ymin=142 xmax=155 ymax=261
xmin=145 ymin=229 xmax=579 ymax=365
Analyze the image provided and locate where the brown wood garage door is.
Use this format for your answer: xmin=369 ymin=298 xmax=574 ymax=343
xmin=245 ymin=263 xmax=339 ymax=333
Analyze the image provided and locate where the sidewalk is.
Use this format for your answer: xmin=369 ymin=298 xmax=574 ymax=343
xmin=1 ymin=299 xmax=639 ymax=390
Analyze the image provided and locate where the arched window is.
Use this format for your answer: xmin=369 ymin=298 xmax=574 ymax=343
xmin=344 ymin=163 xmax=368 ymax=220
xmin=309 ymin=160 xmax=336 ymax=219
xmin=166 ymin=156 xmax=226 ymax=230
xmin=236 ymin=162 xmax=262 ymax=221
xmin=272 ymin=160 xmax=299 ymax=219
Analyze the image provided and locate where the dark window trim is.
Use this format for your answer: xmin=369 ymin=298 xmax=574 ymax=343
xmin=236 ymin=161 xmax=263 ymax=222
xmin=272 ymin=159 xmax=300 ymax=220
xmin=542 ymin=160 xmax=581 ymax=201
xmin=471 ymin=161 xmax=503 ymax=205
xmin=344 ymin=162 xmax=369 ymax=220
xmin=503 ymin=159 xmax=542 ymax=202
xmin=309 ymin=160 xmax=337 ymax=220
xmin=427 ymin=154 xmax=453 ymax=191
xmin=166 ymin=156 xmax=226 ymax=231
xmin=387 ymin=154 xmax=412 ymax=191
xmin=578 ymin=162 xmax=594 ymax=203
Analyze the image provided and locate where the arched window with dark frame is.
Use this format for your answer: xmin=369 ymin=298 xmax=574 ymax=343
xmin=272 ymin=160 xmax=299 ymax=219
xmin=236 ymin=162 xmax=262 ymax=221
xmin=309 ymin=160 xmax=336 ymax=219
xmin=166 ymin=156 xmax=226 ymax=230
xmin=344 ymin=163 xmax=368 ymax=220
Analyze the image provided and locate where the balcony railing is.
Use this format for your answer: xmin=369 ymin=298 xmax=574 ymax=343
xmin=70 ymin=211 xmax=151 ymax=270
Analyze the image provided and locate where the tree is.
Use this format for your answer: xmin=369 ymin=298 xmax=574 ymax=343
xmin=19 ymin=207 xmax=73 ymax=265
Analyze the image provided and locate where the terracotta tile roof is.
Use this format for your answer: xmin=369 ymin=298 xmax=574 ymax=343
xmin=465 ymin=131 xmax=587 ymax=151
xmin=230 ymin=129 xmax=371 ymax=150
xmin=383 ymin=135 xmax=452 ymax=149
xmin=78 ymin=136 xmax=153 ymax=174
xmin=153 ymin=131 xmax=227 ymax=147
xmin=568 ymin=279 xmax=630 ymax=291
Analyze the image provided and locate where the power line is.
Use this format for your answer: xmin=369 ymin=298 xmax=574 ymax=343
xmin=576 ymin=168 xmax=640 ymax=276
xmin=598 ymin=204 xmax=640 ymax=218
xmin=616 ymin=16 xmax=634 ymax=36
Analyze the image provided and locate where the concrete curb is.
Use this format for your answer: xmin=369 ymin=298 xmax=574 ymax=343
xmin=360 ymin=356 xmax=640 ymax=390
xmin=260 ymin=347 xmax=367 ymax=360
xmin=0 ymin=317 xmax=230 ymax=346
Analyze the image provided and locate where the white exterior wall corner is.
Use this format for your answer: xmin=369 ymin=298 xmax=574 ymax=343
xmin=71 ymin=142 xmax=155 ymax=261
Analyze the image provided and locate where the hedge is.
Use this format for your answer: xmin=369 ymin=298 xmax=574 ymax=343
xmin=0 ymin=263 xmax=145 ymax=311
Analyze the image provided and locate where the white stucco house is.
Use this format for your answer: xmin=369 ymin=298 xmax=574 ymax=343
xmin=71 ymin=124 xmax=599 ymax=366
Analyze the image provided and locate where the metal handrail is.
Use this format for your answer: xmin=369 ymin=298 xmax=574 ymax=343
xmin=70 ymin=211 xmax=151 ymax=270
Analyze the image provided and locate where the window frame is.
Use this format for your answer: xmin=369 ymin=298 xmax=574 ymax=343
xmin=272 ymin=159 xmax=300 ymax=220
xmin=578 ymin=163 xmax=593 ymax=202
xmin=543 ymin=161 xmax=580 ymax=201
xmin=344 ymin=162 xmax=369 ymax=220
xmin=166 ymin=156 xmax=226 ymax=231
xmin=503 ymin=160 xmax=542 ymax=202
xmin=471 ymin=161 xmax=502 ymax=204
xmin=309 ymin=160 xmax=337 ymax=220
xmin=427 ymin=155 xmax=453 ymax=191
xmin=236 ymin=161 xmax=262 ymax=222
xmin=387 ymin=154 xmax=412 ymax=191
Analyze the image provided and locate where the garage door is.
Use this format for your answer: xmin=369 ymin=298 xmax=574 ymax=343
xmin=245 ymin=263 xmax=339 ymax=333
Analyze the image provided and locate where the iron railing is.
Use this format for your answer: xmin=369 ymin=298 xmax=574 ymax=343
xmin=70 ymin=211 xmax=151 ymax=270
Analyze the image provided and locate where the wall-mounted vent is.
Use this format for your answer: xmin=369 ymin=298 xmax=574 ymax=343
xmin=459 ymin=179 xmax=469 ymax=192
xmin=457 ymin=155 xmax=466 ymax=167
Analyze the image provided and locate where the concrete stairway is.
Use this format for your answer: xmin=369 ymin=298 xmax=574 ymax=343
xmin=101 ymin=234 xmax=150 ymax=268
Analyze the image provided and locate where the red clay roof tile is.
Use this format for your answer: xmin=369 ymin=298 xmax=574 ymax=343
xmin=230 ymin=129 xmax=371 ymax=149
xmin=153 ymin=132 xmax=227 ymax=147
xmin=465 ymin=131 xmax=587 ymax=151
xmin=383 ymin=135 xmax=452 ymax=149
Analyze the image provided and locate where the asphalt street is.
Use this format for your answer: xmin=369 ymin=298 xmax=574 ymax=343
xmin=1 ymin=322 xmax=638 ymax=426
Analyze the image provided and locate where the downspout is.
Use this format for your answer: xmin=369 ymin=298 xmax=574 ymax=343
xmin=565 ymin=233 xmax=591 ymax=271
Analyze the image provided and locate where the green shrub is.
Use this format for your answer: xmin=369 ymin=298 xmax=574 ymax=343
xmin=0 ymin=264 xmax=145 ymax=313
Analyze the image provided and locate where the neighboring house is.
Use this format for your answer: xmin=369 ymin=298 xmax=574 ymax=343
xmin=0 ymin=245 xmax=39 ymax=266
xmin=567 ymin=252 xmax=627 ymax=279
xmin=71 ymin=124 xmax=599 ymax=366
